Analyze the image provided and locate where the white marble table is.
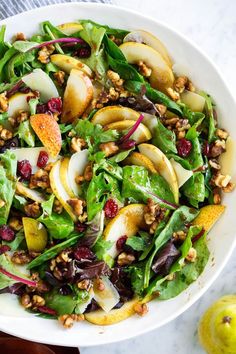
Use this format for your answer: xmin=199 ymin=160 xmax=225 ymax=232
xmin=81 ymin=0 xmax=236 ymax=353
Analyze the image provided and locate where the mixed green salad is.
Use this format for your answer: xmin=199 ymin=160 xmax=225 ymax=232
xmin=0 ymin=19 xmax=234 ymax=328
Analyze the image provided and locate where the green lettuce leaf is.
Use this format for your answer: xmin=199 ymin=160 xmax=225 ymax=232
xmin=152 ymin=119 xmax=177 ymax=154
xmin=181 ymin=172 xmax=205 ymax=207
xmin=16 ymin=120 xmax=35 ymax=147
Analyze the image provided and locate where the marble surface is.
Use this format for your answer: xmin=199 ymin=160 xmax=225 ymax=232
xmin=81 ymin=1 xmax=236 ymax=353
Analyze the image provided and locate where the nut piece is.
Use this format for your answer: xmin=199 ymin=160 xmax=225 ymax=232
xmin=20 ymin=294 xmax=32 ymax=309
xmin=173 ymin=230 xmax=187 ymax=242
xmin=209 ymin=159 xmax=221 ymax=170
xmin=144 ymin=198 xmax=166 ymax=227
xmin=213 ymin=173 xmax=232 ymax=188
xmin=216 ymin=128 xmax=228 ymax=140
xmin=29 ymin=169 xmax=50 ymax=190
xmin=133 ymin=302 xmax=148 ymax=316
xmin=77 ymin=279 xmax=92 ymax=291
xmin=38 ymin=45 xmax=55 ymax=64
xmin=0 ymin=92 xmax=8 ymax=113
xmin=9 ymin=110 xmax=29 ymax=128
xmin=78 ymin=211 xmax=88 ymax=224
xmin=70 ymin=137 xmax=86 ymax=153
xmin=174 ymin=75 xmax=195 ymax=93
xmin=67 ymin=198 xmax=85 ymax=216
xmin=107 ymin=70 xmax=124 ymax=87
xmin=83 ymin=163 xmax=93 ymax=182
xmin=222 ymin=182 xmax=235 ymax=193
xmin=32 ymin=295 xmax=45 ymax=307
xmin=99 ymin=141 xmax=119 ymax=157
xmin=186 ymin=247 xmax=197 ymax=262
xmin=210 ymin=139 xmax=226 ymax=158
xmin=137 ymin=60 xmax=152 ymax=77
xmin=213 ymin=187 xmax=221 ymax=205
xmin=11 ymin=250 xmax=32 ymax=265
xmin=166 ymin=87 xmax=180 ymax=101
xmin=53 ymin=199 xmax=63 ymax=214
xmin=117 ymin=252 xmax=135 ymax=266
xmin=24 ymin=202 xmax=41 ymax=218
xmin=58 ymin=314 xmax=85 ymax=328
xmin=56 ymin=250 xmax=72 ymax=263
xmin=155 ymin=104 xmax=167 ymax=116
xmin=15 ymin=32 xmax=26 ymax=41
xmin=53 ymin=70 xmax=65 ymax=86
xmin=8 ymin=217 xmax=23 ymax=231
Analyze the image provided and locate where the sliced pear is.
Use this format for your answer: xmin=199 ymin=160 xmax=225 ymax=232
xmin=68 ymin=149 xmax=89 ymax=196
xmin=106 ymin=120 xmax=152 ymax=144
xmin=22 ymin=69 xmax=59 ymax=102
xmin=123 ymin=152 xmax=157 ymax=174
xmin=170 ymin=158 xmax=193 ymax=187
xmin=50 ymin=54 xmax=92 ymax=77
xmin=141 ymin=113 xmax=158 ymax=134
xmin=124 ymin=30 xmax=172 ymax=67
xmin=62 ymin=69 xmax=93 ymax=123
xmin=91 ymin=106 xmax=140 ymax=126
xmin=93 ymin=276 xmax=120 ymax=313
xmin=22 ymin=217 xmax=48 ymax=252
xmin=138 ymin=143 xmax=179 ymax=203
xmin=59 ymin=157 xmax=75 ymax=198
xmin=103 ymin=204 xmax=145 ymax=259
xmin=8 ymin=92 xmax=35 ymax=118
xmin=49 ymin=160 xmax=77 ymax=221
xmin=181 ymin=91 xmax=205 ymax=112
xmin=57 ymin=22 xmax=83 ymax=35
xmin=119 ymin=42 xmax=174 ymax=92
xmin=12 ymin=147 xmax=56 ymax=173
xmin=219 ymin=136 xmax=235 ymax=176
xmin=192 ymin=205 xmax=226 ymax=231
xmin=30 ymin=114 xmax=62 ymax=158
xmin=16 ymin=182 xmax=46 ymax=203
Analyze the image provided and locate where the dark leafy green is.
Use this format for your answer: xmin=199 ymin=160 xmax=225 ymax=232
xmin=79 ymin=20 xmax=129 ymax=39
xmin=181 ymin=172 xmax=205 ymax=207
xmin=107 ymin=54 xmax=144 ymax=82
xmin=200 ymin=92 xmax=216 ymax=143
xmin=152 ymin=118 xmax=177 ymax=154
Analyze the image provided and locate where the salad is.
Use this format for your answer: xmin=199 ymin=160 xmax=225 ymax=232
xmin=0 ymin=19 xmax=234 ymax=328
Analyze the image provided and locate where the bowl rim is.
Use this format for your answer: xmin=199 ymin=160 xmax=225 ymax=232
xmin=0 ymin=1 xmax=235 ymax=347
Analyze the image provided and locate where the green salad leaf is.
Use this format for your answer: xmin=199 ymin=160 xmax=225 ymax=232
xmin=16 ymin=120 xmax=35 ymax=147
xmin=181 ymin=172 xmax=205 ymax=207
xmin=79 ymin=20 xmax=129 ymax=39
xmin=152 ymin=118 xmax=177 ymax=154
xmin=200 ymin=92 xmax=216 ymax=143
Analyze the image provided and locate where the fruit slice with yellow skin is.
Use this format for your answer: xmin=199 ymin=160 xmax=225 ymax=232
xmin=198 ymin=295 xmax=236 ymax=354
xmin=103 ymin=204 xmax=145 ymax=259
xmin=57 ymin=22 xmax=83 ymax=35
xmin=67 ymin=149 xmax=89 ymax=196
xmin=180 ymin=91 xmax=206 ymax=112
xmin=8 ymin=92 xmax=35 ymax=118
xmin=49 ymin=160 xmax=76 ymax=221
xmin=30 ymin=114 xmax=62 ymax=158
xmin=138 ymin=143 xmax=179 ymax=203
xmin=50 ymin=54 xmax=92 ymax=77
xmin=16 ymin=182 xmax=46 ymax=203
xmin=12 ymin=147 xmax=56 ymax=173
xmin=124 ymin=29 xmax=172 ymax=67
xmin=23 ymin=218 xmax=48 ymax=252
xmin=61 ymin=69 xmax=93 ymax=123
xmin=91 ymin=106 xmax=140 ymax=126
xmin=106 ymin=120 xmax=152 ymax=144
xmin=123 ymin=152 xmax=157 ymax=174
xmin=119 ymin=42 xmax=174 ymax=92
xmin=192 ymin=205 xmax=226 ymax=231
xmin=59 ymin=157 xmax=75 ymax=198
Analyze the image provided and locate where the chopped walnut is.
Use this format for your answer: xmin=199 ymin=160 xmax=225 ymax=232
xmin=50 ymin=259 xmax=57 ymax=271
xmin=44 ymin=162 xmax=54 ymax=172
xmin=20 ymin=294 xmax=32 ymax=309
xmin=53 ymin=267 xmax=63 ymax=281
xmin=8 ymin=217 xmax=22 ymax=231
xmin=108 ymin=35 xmax=122 ymax=46
xmin=0 ymin=125 xmax=13 ymax=141
xmin=149 ymin=221 xmax=158 ymax=235
xmin=24 ymin=202 xmax=41 ymax=218
xmin=77 ymin=279 xmax=92 ymax=291
xmin=166 ymin=87 xmax=180 ymax=101
xmin=0 ymin=199 xmax=5 ymax=208
xmin=56 ymin=250 xmax=72 ymax=263
xmin=144 ymin=199 xmax=166 ymax=227
xmin=117 ymin=252 xmax=135 ymax=266
xmin=53 ymin=70 xmax=65 ymax=86
xmin=11 ymin=250 xmax=32 ymax=265
xmin=36 ymin=280 xmax=51 ymax=293
xmin=75 ymin=175 xmax=84 ymax=184
xmin=78 ymin=212 xmax=88 ymax=223
xmin=38 ymin=45 xmax=55 ymax=64
xmin=137 ymin=60 xmax=152 ymax=77
xmin=29 ymin=169 xmax=50 ymax=189
xmin=213 ymin=187 xmax=221 ymax=205
xmin=222 ymin=182 xmax=235 ymax=193
xmin=108 ymin=87 xmax=120 ymax=101
xmin=9 ymin=110 xmax=29 ymax=127
xmin=67 ymin=198 xmax=85 ymax=216
xmin=155 ymin=104 xmax=167 ymax=116
xmin=15 ymin=32 xmax=26 ymax=41
xmin=99 ymin=141 xmax=119 ymax=157
xmin=173 ymin=230 xmax=187 ymax=242
xmin=58 ymin=314 xmax=84 ymax=328
xmin=210 ymin=140 xmax=226 ymax=158
xmin=216 ymin=128 xmax=228 ymax=140
xmin=174 ymin=76 xmax=195 ymax=93
xmin=32 ymin=295 xmax=45 ymax=307
xmin=213 ymin=173 xmax=232 ymax=188
xmin=209 ymin=159 xmax=221 ymax=170
xmin=83 ymin=163 xmax=93 ymax=181
xmin=186 ymin=247 xmax=197 ymax=262
xmin=133 ymin=302 xmax=148 ymax=316
xmin=107 ymin=70 xmax=124 ymax=87
xmin=164 ymin=117 xmax=179 ymax=126
xmin=53 ymin=199 xmax=63 ymax=214
xmin=0 ymin=92 xmax=8 ymax=113
xmin=70 ymin=137 xmax=86 ymax=153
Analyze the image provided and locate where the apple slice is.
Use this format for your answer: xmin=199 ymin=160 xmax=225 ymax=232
xmin=57 ymin=22 xmax=83 ymax=35
xmin=67 ymin=149 xmax=89 ymax=196
xmin=8 ymin=92 xmax=35 ymax=118
xmin=192 ymin=205 xmax=226 ymax=231
xmin=170 ymin=158 xmax=193 ymax=187
xmin=106 ymin=120 xmax=152 ymax=144
xmin=123 ymin=152 xmax=157 ymax=174
xmin=49 ymin=160 xmax=77 ymax=221
xmin=23 ymin=218 xmax=48 ymax=252
xmin=16 ymin=182 xmax=46 ymax=203
xmin=124 ymin=30 xmax=172 ymax=67
xmin=138 ymin=143 xmax=179 ymax=203
xmin=92 ymin=106 xmax=140 ymax=126
xmin=103 ymin=204 xmax=145 ymax=259
xmin=50 ymin=54 xmax=92 ymax=77
xmin=93 ymin=276 xmax=120 ymax=313
xmin=30 ymin=114 xmax=62 ymax=158
xmin=59 ymin=157 xmax=75 ymax=198
xmin=61 ymin=69 xmax=93 ymax=123
xmin=22 ymin=69 xmax=59 ymax=103
xmin=12 ymin=147 xmax=56 ymax=173
xmin=181 ymin=91 xmax=205 ymax=112
xmin=119 ymin=42 xmax=174 ymax=92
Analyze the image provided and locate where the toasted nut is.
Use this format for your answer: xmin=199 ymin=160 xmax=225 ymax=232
xmin=20 ymin=294 xmax=32 ymax=309
xmin=186 ymin=247 xmax=197 ymax=262
xmin=78 ymin=212 xmax=87 ymax=223
xmin=99 ymin=141 xmax=119 ymax=157
xmin=166 ymin=87 xmax=180 ymax=101
xmin=216 ymin=128 xmax=228 ymax=140
xmin=56 ymin=250 xmax=71 ymax=263
xmin=70 ymin=137 xmax=86 ymax=153
xmin=75 ymin=175 xmax=84 ymax=184
xmin=222 ymin=182 xmax=235 ymax=193
xmin=8 ymin=217 xmax=23 ymax=231
xmin=138 ymin=60 xmax=152 ymax=77
xmin=38 ymin=45 xmax=55 ymax=64
xmin=213 ymin=188 xmax=221 ymax=205
xmin=213 ymin=173 xmax=232 ymax=188
xmin=0 ymin=199 xmax=5 ymax=208
xmin=0 ymin=127 xmax=13 ymax=141
xmin=67 ymin=198 xmax=84 ymax=216
xmin=173 ymin=230 xmax=187 ymax=242
xmin=149 ymin=221 xmax=158 ymax=234
xmin=117 ymin=252 xmax=135 ymax=266
xmin=77 ymin=279 xmax=92 ymax=291
xmin=0 ymin=92 xmax=8 ymax=113
xmin=108 ymin=87 xmax=119 ymax=101
xmin=53 ymin=70 xmax=65 ymax=86
xmin=210 ymin=140 xmax=226 ymax=158
xmin=209 ymin=159 xmax=221 ymax=170
xmin=107 ymin=70 xmax=124 ymax=87
xmin=24 ymin=202 xmax=41 ymax=218
xmin=32 ymin=295 xmax=45 ymax=307
xmin=58 ymin=314 xmax=85 ymax=328
xmin=11 ymin=250 xmax=32 ymax=265
xmin=174 ymin=76 xmax=188 ymax=93
xmin=36 ymin=280 xmax=50 ymax=293
xmin=15 ymin=32 xmax=26 ymax=41
xmin=83 ymin=163 xmax=93 ymax=181
xmin=133 ymin=302 xmax=148 ymax=316
xmin=155 ymin=104 xmax=167 ymax=116
xmin=53 ymin=199 xmax=63 ymax=214
xmin=29 ymin=169 xmax=50 ymax=189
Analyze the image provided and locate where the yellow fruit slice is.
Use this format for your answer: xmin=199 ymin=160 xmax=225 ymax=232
xmin=91 ymin=106 xmax=140 ymax=126
xmin=50 ymin=54 xmax=92 ymax=77
xmin=23 ymin=217 xmax=48 ymax=252
xmin=180 ymin=91 xmax=206 ymax=112
xmin=170 ymin=158 xmax=193 ymax=187
xmin=16 ymin=182 xmax=46 ymax=203
xmin=123 ymin=152 xmax=157 ymax=174
xmin=8 ymin=92 xmax=35 ymax=118
xmin=106 ymin=120 xmax=152 ymax=144
xmin=192 ymin=205 xmax=226 ymax=231
xmin=57 ymin=22 xmax=83 ymax=35
xmin=59 ymin=157 xmax=75 ymax=198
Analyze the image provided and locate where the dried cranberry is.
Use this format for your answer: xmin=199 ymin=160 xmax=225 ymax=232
xmin=104 ymin=199 xmax=118 ymax=218
xmin=75 ymin=47 xmax=91 ymax=58
xmin=75 ymin=222 xmax=87 ymax=233
xmin=37 ymin=151 xmax=49 ymax=168
xmin=37 ymin=306 xmax=57 ymax=316
xmin=202 ymin=141 xmax=210 ymax=156
xmin=47 ymin=97 xmax=62 ymax=114
xmin=17 ymin=160 xmax=32 ymax=180
xmin=116 ymin=235 xmax=128 ymax=252
xmin=36 ymin=103 xmax=50 ymax=114
xmin=74 ymin=246 xmax=95 ymax=261
xmin=119 ymin=139 xmax=136 ymax=150
xmin=192 ymin=228 xmax=205 ymax=243
xmin=0 ymin=244 xmax=11 ymax=255
xmin=0 ymin=225 xmax=15 ymax=242
xmin=0 ymin=137 xmax=19 ymax=153
xmin=177 ymin=138 xmax=192 ymax=157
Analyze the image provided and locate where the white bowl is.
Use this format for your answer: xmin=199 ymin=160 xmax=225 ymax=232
xmin=0 ymin=2 xmax=235 ymax=347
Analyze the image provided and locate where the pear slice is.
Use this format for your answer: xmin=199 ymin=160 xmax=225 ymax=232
xmin=124 ymin=30 xmax=172 ymax=67
xmin=119 ymin=42 xmax=174 ymax=92
xmin=16 ymin=182 xmax=46 ymax=203
xmin=123 ymin=152 xmax=157 ymax=174
xmin=141 ymin=113 xmax=158 ymax=134
xmin=22 ymin=69 xmax=59 ymax=102
xmin=103 ymin=204 xmax=145 ymax=259
xmin=67 ymin=149 xmax=89 ymax=196
xmin=219 ymin=136 xmax=235 ymax=176
xmin=170 ymin=158 xmax=193 ymax=187
xmin=57 ymin=22 xmax=83 ymax=35
xmin=192 ymin=205 xmax=226 ymax=231
xmin=8 ymin=92 xmax=35 ymax=118
xmin=181 ymin=91 xmax=206 ymax=112
xmin=50 ymin=54 xmax=92 ymax=77
xmin=91 ymin=106 xmax=140 ymax=126
xmin=49 ymin=160 xmax=76 ymax=221
xmin=106 ymin=120 xmax=152 ymax=143
xmin=93 ymin=276 xmax=120 ymax=313
xmin=60 ymin=157 xmax=75 ymax=198
xmin=23 ymin=218 xmax=48 ymax=252
xmin=138 ymin=143 xmax=179 ymax=203
xmin=61 ymin=69 xmax=93 ymax=123
xmin=12 ymin=147 xmax=56 ymax=173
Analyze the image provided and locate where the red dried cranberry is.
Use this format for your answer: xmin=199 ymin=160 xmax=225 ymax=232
xmin=0 ymin=225 xmax=15 ymax=242
xmin=202 ymin=141 xmax=210 ymax=157
xmin=0 ymin=244 xmax=11 ymax=255
xmin=119 ymin=139 xmax=136 ymax=150
xmin=17 ymin=160 xmax=32 ymax=180
xmin=37 ymin=306 xmax=57 ymax=316
xmin=75 ymin=222 xmax=87 ymax=233
xmin=177 ymin=138 xmax=192 ymax=157
xmin=36 ymin=103 xmax=50 ymax=114
xmin=104 ymin=199 xmax=118 ymax=218
xmin=116 ymin=235 xmax=128 ymax=252
xmin=47 ymin=97 xmax=62 ymax=114
xmin=74 ymin=246 xmax=95 ymax=261
xmin=37 ymin=151 xmax=49 ymax=168
xmin=75 ymin=47 xmax=91 ymax=58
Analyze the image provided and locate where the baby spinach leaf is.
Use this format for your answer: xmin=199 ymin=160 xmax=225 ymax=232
xmin=12 ymin=40 xmax=39 ymax=53
xmin=128 ymin=264 xmax=145 ymax=296
xmin=126 ymin=231 xmax=151 ymax=252
xmin=108 ymin=149 xmax=134 ymax=163
xmin=103 ymin=34 xmax=126 ymax=61
xmin=150 ymin=174 xmax=175 ymax=204
xmin=181 ymin=103 xmax=205 ymax=126
xmin=79 ymin=20 xmax=129 ymax=39
xmin=0 ymin=47 xmax=17 ymax=81
xmin=45 ymin=290 xmax=78 ymax=315
xmin=39 ymin=211 xmax=74 ymax=239
xmin=200 ymin=91 xmax=216 ymax=143
xmin=107 ymin=54 xmax=144 ymax=82
xmin=166 ymin=154 xmax=192 ymax=170
xmin=152 ymin=118 xmax=177 ymax=154
xmin=185 ymin=127 xmax=204 ymax=170
xmin=16 ymin=120 xmax=35 ymax=147
xmin=0 ymin=25 xmax=8 ymax=57
xmin=12 ymin=194 xmax=27 ymax=211
xmin=181 ymin=172 xmax=205 ymax=207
